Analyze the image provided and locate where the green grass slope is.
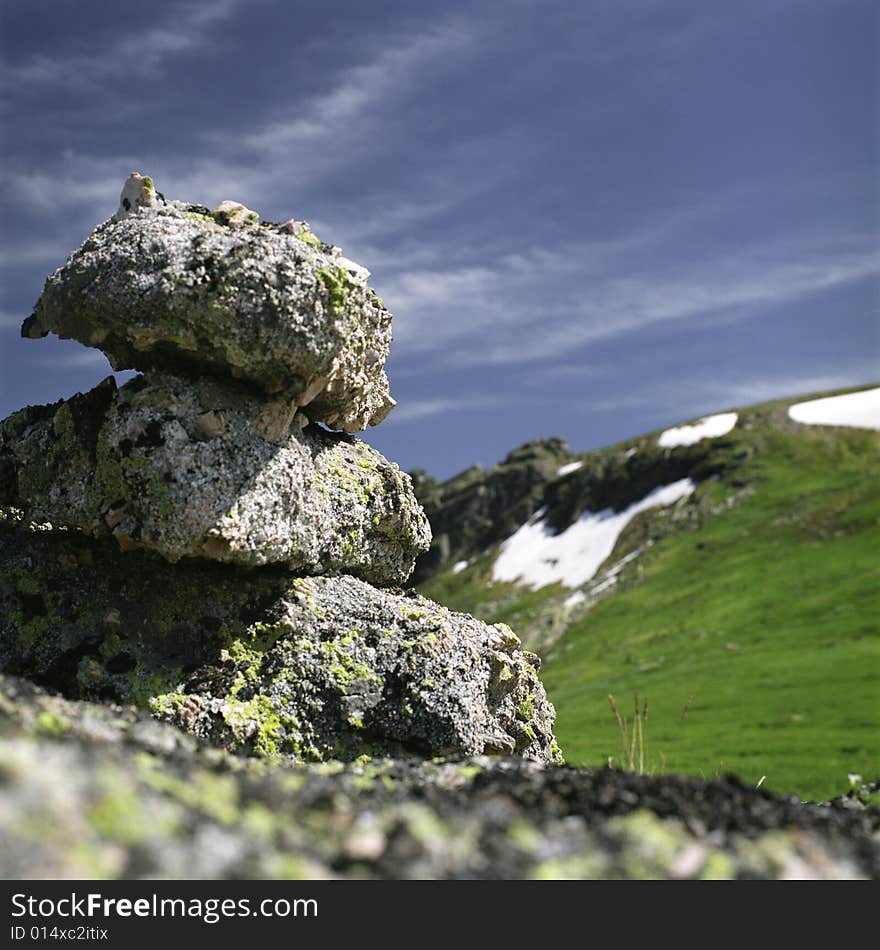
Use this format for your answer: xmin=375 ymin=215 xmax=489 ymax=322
xmin=416 ymin=387 xmax=880 ymax=801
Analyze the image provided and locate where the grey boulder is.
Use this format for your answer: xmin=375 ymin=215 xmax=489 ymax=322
xmin=0 ymin=518 xmax=560 ymax=765
xmin=22 ymin=177 xmax=395 ymax=431
xmin=0 ymin=373 xmax=430 ymax=585
xmin=152 ymin=573 xmax=560 ymax=765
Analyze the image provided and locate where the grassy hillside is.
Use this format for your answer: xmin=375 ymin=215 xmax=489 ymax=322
xmin=416 ymin=388 xmax=880 ymax=801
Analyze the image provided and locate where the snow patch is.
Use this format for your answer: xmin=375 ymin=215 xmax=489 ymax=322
xmin=492 ymin=479 xmax=696 ymax=589
xmin=658 ymin=412 xmax=738 ymax=448
xmin=788 ymin=388 xmax=880 ymax=431
xmin=624 ymin=447 xmax=638 ymax=459
xmin=564 ymin=591 xmax=586 ymax=609
xmin=451 ymin=560 xmax=469 ymax=574
xmin=557 ymin=460 xmax=584 ymax=477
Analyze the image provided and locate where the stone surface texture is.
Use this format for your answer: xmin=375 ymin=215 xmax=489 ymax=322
xmin=0 ymin=373 xmax=429 ymax=583
xmin=0 ymin=518 xmax=558 ymax=765
xmin=22 ymin=186 xmax=395 ymax=431
xmin=1 ymin=675 xmax=876 ymax=880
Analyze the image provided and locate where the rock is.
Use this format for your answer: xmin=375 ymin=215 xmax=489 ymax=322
xmin=21 ymin=177 xmax=395 ymax=431
xmin=411 ymin=432 xmax=727 ymax=585
xmin=0 ymin=518 xmax=558 ymax=765
xmin=0 ymin=675 xmax=876 ymax=879
xmin=150 ymin=574 xmax=559 ymax=764
xmin=211 ymin=199 xmax=260 ymax=227
xmin=0 ymin=373 xmax=429 ymax=583
xmin=113 ymin=171 xmax=156 ymax=220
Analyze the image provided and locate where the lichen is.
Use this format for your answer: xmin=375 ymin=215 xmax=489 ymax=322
xmin=88 ymin=782 xmax=149 ymax=845
xmin=317 ymin=266 xmax=353 ymax=318
xmin=137 ymin=754 xmax=242 ymax=826
xmin=298 ymin=225 xmax=322 ymax=248
xmin=318 ymin=632 xmax=380 ymax=693
xmin=84 ymin=425 xmax=128 ymax=520
xmin=35 ymin=710 xmax=71 ymax=736
xmin=517 ymin=696 xmax=536 ymax=721
xmin=127 ymin=665 xmax=182 ymax=708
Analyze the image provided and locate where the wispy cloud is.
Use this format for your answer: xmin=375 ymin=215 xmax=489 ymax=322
xmin=582 ymin=364 xmax=880 ymax=425
xmin=25 ymin=347 xmax=114 ymax=370
xmin=385 ymin=393 xmax=524 ymax=425
xmin=0 ymin=18 xmax=480 ymax=254
xmin=0 ymin=311 xmax=24 ymax=329
xmin=1 ymin=0 xmax=250 ymax=90
xmin=701 ymin=369 xmax=880 ymax=410
xmin=382 ymin=238 xmax=879 ymax=367
xmin=236 ymin=26 xmax=472 ymax=159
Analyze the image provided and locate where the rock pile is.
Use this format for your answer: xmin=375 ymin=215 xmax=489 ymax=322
xmin=0 ymin=175 xmax=561 ymax=765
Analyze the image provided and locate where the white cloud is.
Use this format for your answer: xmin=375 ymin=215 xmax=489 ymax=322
xmin=0 ymin=311 xmax=24 ymax=329
xmin=201 ymin=24 xmax=477 ymax=205
xmin=381 ymin=240 xmax=879 ymax=366
xmin=582 ymin=365 xmax=880 ymax=425
xmin=0 ymin=20 xmax=479 ymax=237
xmin=1 ymin=0 xmax=250 ymax=89
xmin=710 ymin=370 xmax=880 ymax=409
xmin=385 ymin=394 xmax=522 ymax=425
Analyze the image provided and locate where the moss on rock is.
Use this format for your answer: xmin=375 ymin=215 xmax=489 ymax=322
xmin=0 ymin=520 xmax=560 ymax=765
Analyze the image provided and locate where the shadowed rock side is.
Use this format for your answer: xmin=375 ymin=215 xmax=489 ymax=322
xmin=21 ymin=183 xmax=395 ymax=431
xmin=0 ymin=373 xmax=430 ymax=585
xmin=1 ymin=676 xmax=876 ymax=880
xmin=0 ymin=518 xmax=559 ymax=764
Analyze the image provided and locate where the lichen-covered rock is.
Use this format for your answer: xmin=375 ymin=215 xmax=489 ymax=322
xmin=0 ymin=676 xmax=876 ymax=879
xmin=211 ymin=199 xmax=260 ymax=228
xmin=21 ymin=177 xmax=395 ymax=431
xmin=0 ymin=518 xmax=558 ymax=764
xmin=0 ymin=373 xmax=429 ymax=583
xmin=152 ymin=574 xmax=560 ymax=764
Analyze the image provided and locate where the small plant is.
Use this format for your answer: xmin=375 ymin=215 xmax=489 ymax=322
xmin=681 ymin=693 xmax=694 ymax=721
xmin=608 ymin=691 xmax=649 ymax=773
xmin=607 ymin=691 xmax=696 ymax=775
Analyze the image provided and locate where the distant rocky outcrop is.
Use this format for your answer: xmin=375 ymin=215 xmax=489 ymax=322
xmin=1 ymin=174 xmax=561 ymax=769
xmin=410 ymin=430 xmax=743 ymax=586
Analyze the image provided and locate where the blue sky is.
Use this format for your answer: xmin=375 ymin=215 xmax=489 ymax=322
xmin=1 ymin=0 xmax=876 ymax=478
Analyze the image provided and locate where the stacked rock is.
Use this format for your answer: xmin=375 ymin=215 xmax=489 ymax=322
xmin=0 ymin=174 xmax=562 ymax=765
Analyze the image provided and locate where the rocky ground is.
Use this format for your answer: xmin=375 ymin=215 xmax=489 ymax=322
xmin=2 ymin=675 xmax=877 ymax=880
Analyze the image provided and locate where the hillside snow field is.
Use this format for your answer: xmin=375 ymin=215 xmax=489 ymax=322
xmin=788 ymin=386 xmax=880 ymax=430
xmin=414 ymin=385 xmax=880 ymax=801
xmin=492 ymin=479 xmax=695 ymax=589
xmin=658 ymin=412 xmax=738 ymax=447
